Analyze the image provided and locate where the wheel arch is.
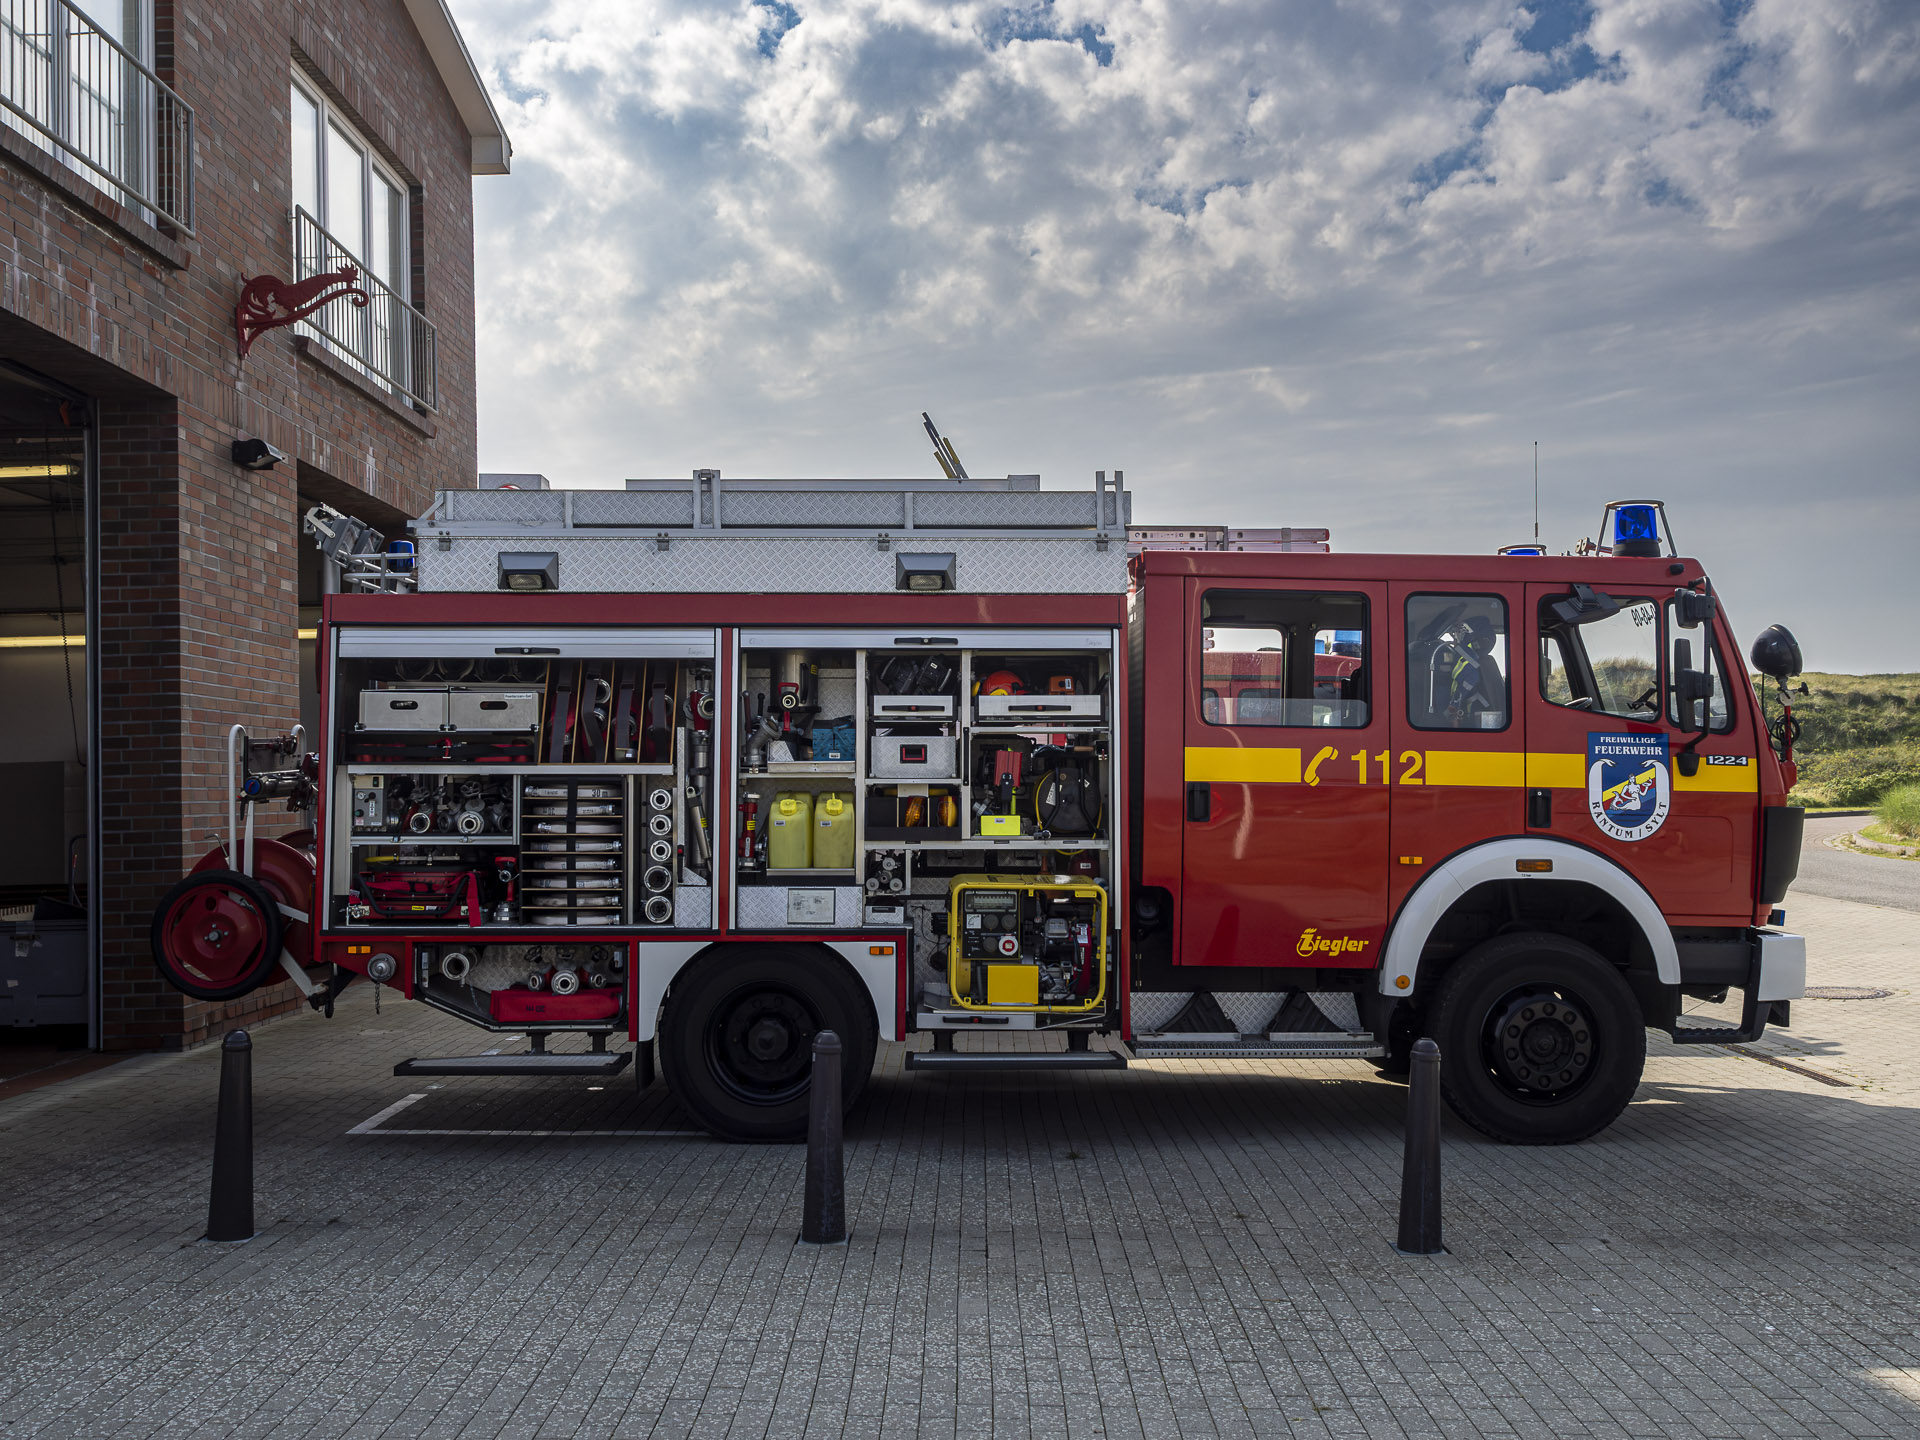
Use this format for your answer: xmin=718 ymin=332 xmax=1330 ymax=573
xmin=1379 ymin=837 xmax=1679 ymax=1000
xmin=634 ymin=938 xmax=893 ymax=1044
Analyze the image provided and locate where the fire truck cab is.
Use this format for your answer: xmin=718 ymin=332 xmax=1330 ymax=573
xmin=151 ymin=474 xmax=1806 ymax=1144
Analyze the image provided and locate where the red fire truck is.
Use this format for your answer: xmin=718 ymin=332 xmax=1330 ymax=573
xmin=151 ymin=475 xmax=1807 ymax=1144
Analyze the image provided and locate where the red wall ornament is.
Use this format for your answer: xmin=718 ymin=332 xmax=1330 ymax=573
xmin=235 ymin=266 xmax=369 ymax=358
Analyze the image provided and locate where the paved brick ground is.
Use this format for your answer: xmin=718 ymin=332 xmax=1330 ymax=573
xmin=2 ymin=888 xmax=1918 ymax=1439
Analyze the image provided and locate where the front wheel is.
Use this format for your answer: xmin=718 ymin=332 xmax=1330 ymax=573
xmin=1427 ymin=932 xmax=1645 ymax=1144
xmin=659 ymin=946 xmax=877 ymax=1141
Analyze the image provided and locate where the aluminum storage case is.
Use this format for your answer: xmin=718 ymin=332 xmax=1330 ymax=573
xmin=975 ymin=693 xmax=1104 ymax=721
xmin=358 ymin=688 xmax=449 ymax=731
xmin=872 ymin=694 xmax=956 ymax=720
xmin=447 ymin=686 xmax=543 ymax=732
xmin=870 ymin=735 xmax=959 ymax=779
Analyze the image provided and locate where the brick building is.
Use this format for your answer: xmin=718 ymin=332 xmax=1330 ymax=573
xmin=0 ymin=0 xmax=508 ymax=1049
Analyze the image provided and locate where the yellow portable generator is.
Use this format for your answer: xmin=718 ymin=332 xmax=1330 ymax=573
xmin=947 ymin=875 xmax=1107 ymax=1015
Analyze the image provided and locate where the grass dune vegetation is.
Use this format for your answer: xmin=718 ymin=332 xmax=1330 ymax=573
xmin=1754 ymin=672 xmax=1920 ymax=808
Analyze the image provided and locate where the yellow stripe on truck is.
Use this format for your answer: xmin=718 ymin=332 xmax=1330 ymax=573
xmin=1423 ymin=751 xmax=1525 ymax=787
xmin=1185 ymin=747 xmax=1303 ymax=784
xmin=1672 ymin=761 xmax=1759 ymax=793
xmin=1181 ymin=746 xmax=1759 ymax=790
xmin=1525 ymin=753 xmax=1586 ymax=789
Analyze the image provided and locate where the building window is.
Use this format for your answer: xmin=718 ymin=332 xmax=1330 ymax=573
xmin=290 ymin=74 xmax=406 ymax=302
xmin=1200 ymin=590 xmax=1370 ymax=728
xmin=288 ymin=71 xmax=437 ymax=408
xmin=0 ymin=0 xmax=195 ymax=231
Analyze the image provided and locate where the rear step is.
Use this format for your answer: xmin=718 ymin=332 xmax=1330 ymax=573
xmin=1130 ymin=1031 xmax=1386 ymax=1060
xmin=906 ymin=1050 xmax=1125 ymax=1072
xmin=395 ymin=1051 xmax=633 ymax=1078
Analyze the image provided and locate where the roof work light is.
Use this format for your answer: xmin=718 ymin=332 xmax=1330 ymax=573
xmin=498 ymin=552 xmax=559 ymax=591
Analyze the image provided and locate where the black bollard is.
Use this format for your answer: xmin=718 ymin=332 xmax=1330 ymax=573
xmin=205 ymin=1029 xmax=255 ymax=1243
xmin=800 ymin=1030 xmax=847 ymax=1245
xmin=1394 ymin=1037 xmax=1444 ymax=1256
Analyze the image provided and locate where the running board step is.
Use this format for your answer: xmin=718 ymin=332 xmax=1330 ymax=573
xmin=1131 ymin=1032 xmax=1385 ymax=1060
xmin=906 ymin=1051 xmax=1126 ymax=1072
xmin=1669 ymin=990 xmax=1774 ymax=1046
xmin=395 ymin=1052 xmax=633 ymax=1077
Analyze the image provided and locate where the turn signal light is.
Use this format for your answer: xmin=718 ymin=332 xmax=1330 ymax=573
xmin=1516 ymin=859 xmax=1553 ymax=873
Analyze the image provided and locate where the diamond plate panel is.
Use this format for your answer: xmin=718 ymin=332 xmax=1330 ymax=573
xmin=420 ymin=537 xmax=1128 ymax=594
xmin=1309 ymin=991 xmax=1362 ymax=1031
xmin=1212 ymin=991 xmax=1289 ymax=1034
xmin=736 ymin=885 xmax=865 ymax=929
xmin=912 ymin=492 xmax=1126 ymax=529
xmin=441 ymin=491 xmax=567 ymax=524
xmin=1128 ymin=992 xmax=1193 ymax=1031
xmin=673 ymin=885 xmax=711 ymax=930
xmin=719 ymin=491 xmax=906 ymax=527
xmin=573 ymin=491 xmax=696 ymax=527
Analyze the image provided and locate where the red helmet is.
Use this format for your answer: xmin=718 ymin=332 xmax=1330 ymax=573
xmin=978 ymin=670 xmax=1026 ymax=695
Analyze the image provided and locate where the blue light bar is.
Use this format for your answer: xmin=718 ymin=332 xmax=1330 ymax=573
xmin=1611 ymin=504 xmax=1661 ymax=557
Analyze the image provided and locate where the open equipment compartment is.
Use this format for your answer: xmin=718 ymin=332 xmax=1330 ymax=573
xmin=725 ymin=624 xmax=1121 ymax=1023
xmin=324 ymin=626 xmax=716 ymax=938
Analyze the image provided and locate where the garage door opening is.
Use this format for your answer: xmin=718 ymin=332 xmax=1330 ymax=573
xmin=0 ymin=362 xmax=96 ymax=1065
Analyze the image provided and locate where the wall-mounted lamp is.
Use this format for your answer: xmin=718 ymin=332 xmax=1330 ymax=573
xmin=231 ymin=438 xmax=286 ymax=471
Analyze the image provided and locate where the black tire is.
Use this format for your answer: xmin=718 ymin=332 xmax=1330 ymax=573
xmin=1427 ymin=931 xmax=1644 ymax=1145
xmin=659 ymin=945 xmax=877 ymax=1142
xmin=149 ymin=869 xmax=285 ymax=1002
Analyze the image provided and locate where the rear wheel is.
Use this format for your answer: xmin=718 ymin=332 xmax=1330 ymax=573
xmin=1428 ymin=931 xmax=1644 ymax=1144
xmin=659 ymin=946 xmax=877 ymax=1141
xmin=150 ymin=869 xmax=284 ymax=1002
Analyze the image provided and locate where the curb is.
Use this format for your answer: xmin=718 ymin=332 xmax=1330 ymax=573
xmin=1832 ymin=831 xmax=1920 ymax=861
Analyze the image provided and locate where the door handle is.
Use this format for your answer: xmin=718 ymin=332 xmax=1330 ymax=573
xmin=1186 ymin=783 xmax=1210 ymax=823
xmin=1527 ymin=788 xmax=1552 ymax=828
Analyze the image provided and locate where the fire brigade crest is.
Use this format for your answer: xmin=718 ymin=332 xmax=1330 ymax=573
xmin=1586 ymin=732 xmax=1671 ymax=842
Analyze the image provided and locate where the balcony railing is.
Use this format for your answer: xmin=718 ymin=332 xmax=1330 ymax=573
xmin=0 ymin=0 xmax=194 ymax=232
xmin=293 ymin=206 xmax=438 ymax=412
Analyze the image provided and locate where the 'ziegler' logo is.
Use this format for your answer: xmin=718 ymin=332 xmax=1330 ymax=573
xmin=1297 ymin=928 xmax=1368 ymax=958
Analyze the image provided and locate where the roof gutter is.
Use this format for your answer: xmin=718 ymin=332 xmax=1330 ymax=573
xmin=401 ymin=0 xmax=512 ymax=176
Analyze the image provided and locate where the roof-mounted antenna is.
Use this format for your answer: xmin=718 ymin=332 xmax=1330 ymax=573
xmin=920 ymin=411 xmax=969 ymax=481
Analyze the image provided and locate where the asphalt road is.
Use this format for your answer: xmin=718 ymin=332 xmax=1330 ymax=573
xmin=1792 ymin=813 xmax=1920 ymax=914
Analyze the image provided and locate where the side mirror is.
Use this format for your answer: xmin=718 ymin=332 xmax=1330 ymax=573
xmin=1749 ymin=624 xmax=1803 ymax=682
xmin=1672 ymin=588 xmax=1715 ymax=628
xmin=1671 ymin=638 xmax=1714 ymax=733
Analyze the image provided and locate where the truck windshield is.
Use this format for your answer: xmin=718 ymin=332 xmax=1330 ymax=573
xmin=1539 ymin=594 xmax=1661 ymax=721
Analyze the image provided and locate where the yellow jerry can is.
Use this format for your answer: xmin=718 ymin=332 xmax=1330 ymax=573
xmin=766 ymin=791 xmax=813 ymax=869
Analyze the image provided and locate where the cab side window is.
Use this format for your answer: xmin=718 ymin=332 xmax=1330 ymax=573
xmin=1406 ymin=595 xmax=1509 ymax=731
xmin=1666 ymin=601 xmax=1733 ymax=732
xmin=1538 ymin=594 xmax=1661 ymax=721
xmin=1201 ymin=590 xmax=1369 ymax=728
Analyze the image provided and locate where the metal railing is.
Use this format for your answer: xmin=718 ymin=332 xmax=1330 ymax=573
xmin=293 ymin=206 xmax=438 ymax=411
xmin=0 ymin=0 xmax=193 ymax=231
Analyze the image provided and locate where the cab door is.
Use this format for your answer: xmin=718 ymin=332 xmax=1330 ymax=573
xmin=1523 ymin=583 xmax=1755 ymax=923
xmin=1180 ymin=579 xmax=1390 ymax=969
xmin=1387 ymin=585 xmax=1526 ymax=915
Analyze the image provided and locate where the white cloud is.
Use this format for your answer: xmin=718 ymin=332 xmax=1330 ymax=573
xmin=459 ymin=0 xmax=1920 ymax=669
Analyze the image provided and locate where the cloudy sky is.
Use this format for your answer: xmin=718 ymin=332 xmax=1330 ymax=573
xmin=456 ymin=0 xmax=1919 ymax=671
